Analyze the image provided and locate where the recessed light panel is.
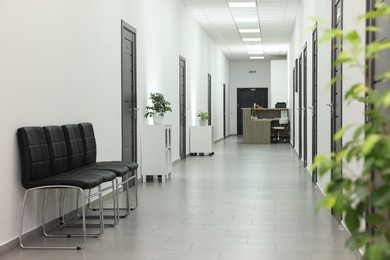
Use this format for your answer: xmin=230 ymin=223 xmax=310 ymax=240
xmin=250 ymin=56 xmax=265 ymax=59
xmin=228 ymin=2 xmax=256 ymax=8
xmin=243 ymin=38 xmax=262 ymax=42
xmin=239 ymin=29 xmax=260 ymax=33
xmin=248 ymin=51 xmax=263 ymax=55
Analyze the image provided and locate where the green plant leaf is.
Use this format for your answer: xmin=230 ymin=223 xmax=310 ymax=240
xmin=366 ymin=26 xmax=382 ymax=33
xmin=320 ymin=29 xmax=343 ymax=43
xmin=334 ymin=126 xmax=350 ymax=141
xmin=360 ymin=3 xmax=390 ymax=19
xmin=346 ymin=232 xmax=370 ymax=250
xmin=355 ymin=184 xmax=369 ymax=200
xmin=372 ymin=186 xmax=390 ymax=208
xmin=317 ymin=195 xmax=336 ymax=210
xmin=346 ymin=31 xmax=361 ymax=47
xmin=366 ymin=214 xmax=385 ymax=225
xmin=361 ymin=134 xmax=381 ymax=155
xmin=345 ymin=209 xmax=360 ymax=233
xmin=318 ymin=158 xmax=335 ymax=176
xmin=364 ymin=241 xmax=390 ymax=260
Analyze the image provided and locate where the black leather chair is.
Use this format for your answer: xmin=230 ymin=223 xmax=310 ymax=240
xmin=17 ymin=127 xmax=104 ymax=250
xmin=62 ymin=124 xmax=137 ymax=219
xmin=78 ymin=123 xmax=138 ymax=215
xmin=43 ymin=126 xmax=119 ymax=227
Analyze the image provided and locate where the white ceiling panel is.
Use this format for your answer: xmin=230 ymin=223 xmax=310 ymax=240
xmin=181 ymin=0 xmax=300 ymax=60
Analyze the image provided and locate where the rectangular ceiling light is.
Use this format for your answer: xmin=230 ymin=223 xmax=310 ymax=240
xmin=246 ymin=45 xmax=262 ymax=49
xmin=235 ymin=17 xmax=258 ymax=22
xmin=239 ymin=29 xmax=260 ymax=33
xmin=228 ymin=2 xmax=256 ymax=8
xmin=250 ymin=56 xmax=265 ymax=59
xmin=248 ymin=51 xmax=263 ymax=55
xmin=243 ymin=38 xmax=262 ymax=42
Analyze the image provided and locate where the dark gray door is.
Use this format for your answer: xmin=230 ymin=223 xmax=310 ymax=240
xmin=366 ymin=0 xmax=390 ymax=233
xmin=121 ymin=20 xmax=137 ymax=165
xmin=223 ymin=83 xmax=226 ymax=138
xmin=292 ymin=67 xmax=296 ymax=147
xmin=331 ymin=0 xmax=343 ymax=222
xmin=237 ymin=88 xmax=268 ymax=135
xmin=299 ymin=55 xmax=303 ymax=159
xmin=179 ymin=56 xmax=186 ymax=160
xmin=208 ymin=74 xmax=212 ymax=126
xmin=312 ymin=24 xmax=318 ymax=183
xmin=303 ymin=43 xmax=308 ymax=167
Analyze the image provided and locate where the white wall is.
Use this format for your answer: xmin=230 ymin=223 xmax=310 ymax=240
xmin=271 ymin=60 xmax=288 ymax=107
xmin=229 ymin=61 xmax=271 ymax=134
xmin=0 ymin=0 xmax=229 ymax=246
xmin=287 ymin=0 xmax=366 ymax=194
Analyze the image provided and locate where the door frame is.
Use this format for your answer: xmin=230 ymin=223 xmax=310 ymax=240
xmin=292 ymin=67 xmax=296 ymax=147
xmin=303 ymin=43 xmax=308 ymax=167
xmin=121 ymin=20 xmax=137 ymax=164
xmin=331 ymin=0 xmax=343 ymax=222
xmin=208 ymin=73 xmax=212 ymax=126
xmin=223 ymin=83 xmax=226 ymax=138
xmin=298 ymin=55 xmax=303 ymax=159
xmin=179 ymin=56 xmax=187 ymax=160
xmin=312 ymin=24 xmax=318 ymax=183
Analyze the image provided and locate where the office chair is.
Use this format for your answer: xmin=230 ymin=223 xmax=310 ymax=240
xmin=272 ymin=117 xmax=289 ymax=143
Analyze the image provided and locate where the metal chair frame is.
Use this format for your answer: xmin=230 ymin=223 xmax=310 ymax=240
xmin=20 ymin=185 xmax=104 ymax=250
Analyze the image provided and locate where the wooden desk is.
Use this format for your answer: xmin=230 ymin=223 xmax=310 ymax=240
xmin=241 ymin=108 xmax=288 ymax=144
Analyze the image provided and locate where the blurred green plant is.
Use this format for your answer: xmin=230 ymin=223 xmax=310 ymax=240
xmin=313 ymin=2 xmax=390 ymax=260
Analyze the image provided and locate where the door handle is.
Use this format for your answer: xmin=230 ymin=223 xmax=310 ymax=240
xmin=308 ymin=107 xmax=313 ymax=110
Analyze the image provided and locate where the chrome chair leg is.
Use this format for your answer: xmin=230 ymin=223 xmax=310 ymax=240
xmin=20 ymin=186 xmax=90 ymax=250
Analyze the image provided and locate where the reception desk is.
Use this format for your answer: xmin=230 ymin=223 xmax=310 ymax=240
xmin=242 ymin=108 xmax=288 ymax=144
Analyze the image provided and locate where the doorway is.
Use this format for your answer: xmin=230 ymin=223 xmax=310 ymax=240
xmin=312 ymin=24 xmax=318 ymax=183
xmin=292 ymin=67 xmax=296 ymax=147
xmin=366 ymin=0 xmax=390 ymax=233
xmin=299 ymin=54 xmax=302 ymax=159
xmin=179 ymin=56 xmax=186 ymax=160
xmin=208 ymin=74 xmax=212 ymax=126
xmin=331 ymin=0 xmax=343 ymax=222
xmin=121 ymin=20 xmax=137 ymax=165
xmin=236 ymin=88 xmax=268 ymax=135
xmin=303 ymin=43 xmax=308 ymax=168
xmin=223 ymin=83 xmax=226 ymax=138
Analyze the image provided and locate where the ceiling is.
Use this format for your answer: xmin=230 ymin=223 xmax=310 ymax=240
xmin=181 ymin=0 xmax=301 ymax=61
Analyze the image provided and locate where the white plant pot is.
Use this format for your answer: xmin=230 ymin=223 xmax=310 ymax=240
xmin=199 ymin=119 xmax=207 ymax=126
xmin=153 ymin=114 xmax=164 ymax=125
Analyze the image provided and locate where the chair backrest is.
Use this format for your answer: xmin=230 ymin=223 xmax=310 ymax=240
xmin=62 ymin=124 xmax=85 ymax=169
xmin=43 ymin=126 xmax=69 ymax=174
xmin=279 ymin=117 xmax=289 ymax=125
xmin=78 ymin=122 xmax=97 ymax=165
xmin=17 ymin=127 xmax=51 ymax=188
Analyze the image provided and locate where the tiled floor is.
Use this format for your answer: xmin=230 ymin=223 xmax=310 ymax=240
xmin=1 ymin=137 xmax=360 ymax=260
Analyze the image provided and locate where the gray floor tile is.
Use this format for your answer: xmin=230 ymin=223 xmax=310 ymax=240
xmin=1 ymin=137 xmax=361 ymax=260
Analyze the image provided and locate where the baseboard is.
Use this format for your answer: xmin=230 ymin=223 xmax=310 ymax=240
xmin=173 ymin=157 xmax=181 ymax=165
xmin=214 ymin=137 xmax=224 ymax=143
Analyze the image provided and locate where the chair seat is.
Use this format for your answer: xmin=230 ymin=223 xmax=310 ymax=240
xmin=272 ymin=127 xmax=285 ymax=130
xmin=25 ymin=172 xmax=104 ymax=190
xmin=84 ymin=164 xmax=130 ymax=177
xmin=69 ymin=169 xmax=117 ymax=182
xmin=96 ymin=161 xmax=138 ymax=171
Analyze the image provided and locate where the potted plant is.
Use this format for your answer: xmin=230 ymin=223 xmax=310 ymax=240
xmin=144 ymin=92 xmax=172 ymax=125
xmin=314 ymin=4 xmax=390 ymax=259
xmin=197 ymin=111 xmax=209 ymax=126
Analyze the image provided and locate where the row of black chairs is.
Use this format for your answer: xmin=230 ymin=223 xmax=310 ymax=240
xmin=17 ymin=123 xmax=138 ymax=250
